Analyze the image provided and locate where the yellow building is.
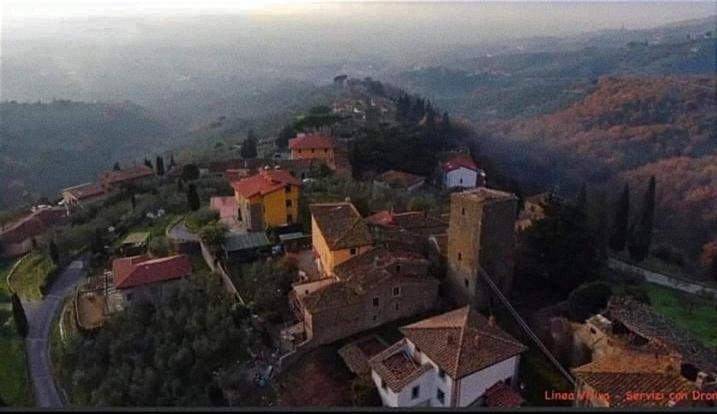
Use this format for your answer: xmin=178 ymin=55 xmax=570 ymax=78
xmin=231 ymin=168 xmax=302 ymax=231
xmin=309 ymin=202 xmax=373 ymax=275
xmin=289 ymin=133 xmax=336 ymax=170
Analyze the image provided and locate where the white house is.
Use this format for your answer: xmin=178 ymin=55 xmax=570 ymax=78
xmin=439 ymin=154 xmax=485 ymax=189
xmin=369 ymin=306 xmax=527 ymax=408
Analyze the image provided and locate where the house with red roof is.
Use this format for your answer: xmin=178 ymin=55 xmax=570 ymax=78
xmin=111 ymin=254 xmax=192 ymax=304
xmin=438 ymin=152 xmax=485 ymax=189
xmin=369 ymin=306 xmax=527 ymax=408
xmin=0 ymin=207 xmax=67 ymax=258
xmin=99 ymin=164 xmax=155 ymax=191
xmin=209 ymin=196 xmax=241 ymax=229
xmin=230 ymin=167 xmax=302 ymax=231
xmin=62 ymin=182 xmax=108 ymax=207
xmin=288 ymin=133 xmax=337 ymax=170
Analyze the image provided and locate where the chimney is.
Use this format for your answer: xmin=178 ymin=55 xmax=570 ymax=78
xmin=488 ymin=315 xmax=496 ymax=327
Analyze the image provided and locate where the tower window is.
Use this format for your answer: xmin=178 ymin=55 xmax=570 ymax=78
xmin=457 ymin=252 xmax=462 ymax=261
xmin=464 ymin=278 xmax=469 ymax=287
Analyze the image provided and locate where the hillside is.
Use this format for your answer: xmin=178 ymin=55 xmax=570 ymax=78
xmin=391 ymin=35 xmax=716 ymax=120
xmin=481 ymin=76 xmax=716 ymax=254
xmin=0 ymin=100 xmax=175 ymax=209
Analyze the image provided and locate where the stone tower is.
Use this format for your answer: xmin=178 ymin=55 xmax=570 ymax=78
xmin=446 ymin=187 xmax=517 ymax=310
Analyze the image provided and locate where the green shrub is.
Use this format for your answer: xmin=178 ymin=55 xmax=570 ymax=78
xmin=567 ymin=281 xmax=613 ymax=322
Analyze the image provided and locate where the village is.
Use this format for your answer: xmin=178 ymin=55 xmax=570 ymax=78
xmin=1 ymin=77 xmax=716 ymax=409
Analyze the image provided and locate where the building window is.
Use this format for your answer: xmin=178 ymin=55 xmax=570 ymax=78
xmin=464 ymin=278 xmax=469 ymax=287
xmin=438 ymin=369 xmax=446 ymax=380
xmin=286 ymin=199 xmax=292 ymax=207
xmin=372 ymin=297 xmax=379 ymax=307
xmin=126 ymin=293 xmax=134 ymax=302
xmin=287 ymin=214 xmax=293 ymax=223
xmin=324 ymin=148 xmax=328 ymax=153
xmin=372 ymin=315 xmax=378 ymax=321
xmin=461 ymin=207 xmax=465 ymax=216
xmin=393 ymin=286 xmax=400 ymax=297
xmin=394 ymin=302 xmax=399 ymax=311
xmin=395 ymin=264 xmax=401 ymax=273
xmin=350 ymin=248 xmax=357 ymax=255
xmin=285 ymin=185 xmax=291 ymax=193
xmin=411 ymin=385 xmax=420 ymax=400
xmin=311 ymin=149 xmax=315 ymax=154
xmin=457 ymin=252 xmax=462 ymax=261
xmin=459 ymin=178 xmax=463 ymax=184
xmin=436 ymin=388 xmax=445 ymax=404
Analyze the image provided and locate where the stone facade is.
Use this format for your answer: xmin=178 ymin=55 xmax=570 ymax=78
xmin=446 ymin=188 xmax=517 ymax=309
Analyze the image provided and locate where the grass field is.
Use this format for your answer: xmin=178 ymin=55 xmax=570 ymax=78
xmin=643 ymin=284 xmax=717 ymax=349
xmin=8 ymin=253 xmax=57 ymax=300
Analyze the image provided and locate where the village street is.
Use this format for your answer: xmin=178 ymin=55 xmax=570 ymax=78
xmin=22 ymin=255 xmax=88 ymax=408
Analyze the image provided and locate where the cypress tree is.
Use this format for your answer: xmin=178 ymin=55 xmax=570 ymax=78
xmin=628 ymin=176 xmax=656 ymax=262
xmin=169 ymin=154 xmax=177 ymax=169
xmin=144 ymin=158 xmax=153 ymax=169
xmin=49 ymin=239 xmax=60 ymax=265
xmin=240 ymin=130 xmax=258 ymax=159
xmin=187 ymin=184 xmax=200 ymax=211
xmin=131 ymin=193 xmax=137 ymax=210
xmin=156 ymin=156 xmax=165 ymax=176
xmin=441 ymin=111 xmax=451 ymax=134
xmin=113 ymin=162 xmax=121 ymax=171
xmin=609 ymin=184 xmax=630 ymax=252
xmin=11 ymin=293 xmax=29 ymax=338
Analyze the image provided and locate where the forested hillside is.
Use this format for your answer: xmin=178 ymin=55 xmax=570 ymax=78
xmin=481 ymin=76 xmax=716 ymax=255
xmin=0 ymin=100 xmax=174 ymax=208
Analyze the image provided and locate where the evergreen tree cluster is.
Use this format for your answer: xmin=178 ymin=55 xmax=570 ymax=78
xmin=239 ymin=130 xmax=258 ymax=159
xmin=608 ymin=176 xmax=657 ymax=262
xmin=57 ymin=274 xmax=250 ymax=406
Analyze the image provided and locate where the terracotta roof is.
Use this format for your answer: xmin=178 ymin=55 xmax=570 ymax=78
xmin=606 ymin=296 xmax=717 ymax=373
xmin=0 ymin=208 xmax=66 ymax=244
xmin=63 ymin=182 xmax=106 ymax=200
xmin=454 ymin=187 xmax=517 ymax=205
xmin=440 ymin=153 xmax=479 ymax=173
xmin=209 ymin=196 xmax=239 ymax=219
xmin=100 ymin=165 xmax=154 ymax=185
xmin=573 ymin=352 xmax=696 ymax=407
xmin=374 ymin=170 xmax=425 ymax=189
xmin=112 ymin=254 xmax=192 ymax=289
xmin=364 ymin=210 xmax=394 ymax=226
xmin=288 ymin=133 xmax=335 ymax=150
xmin=574 ymin=373 xmax=697 ymax=407
xmin=301 ymin=246 xmax=434 ymax=312
xmin=368 ymin=339 xmax=433 ymax=393
xmin=400 ymin=306 xmax=528 ymax=379
xmin=484 ymin=382 xmax=525 ymax=408
xmin=309 ymin=202 xmax=372 ymax=250
xmin=231 ymin=169 xmax=301 ymax=199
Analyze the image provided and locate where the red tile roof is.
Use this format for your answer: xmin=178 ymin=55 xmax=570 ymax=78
xmin=484 ymin=381 xmax=525 ymax=408
xmin=364 ymin=210 xmax=394 ymax=226
xmin=63 ymin=182 xmax=106 ymax=200
xmin=112 ymin=254 xmax=192 ymax=289
xmin=400 ymin=306 xmax=528 ymax=379
xmin=100 ymin=165 xmax=154 ymax=186
xmin=0 ymin=208 xmax=67 ymax=244
xmin=288 ymin=133 xmax=335 ymax=150
xmin=309 ymin=202 xmax=372 ymax=250
xmin=231 ymin=169 xmax=302 ymax=199
xmin=441 ymin=154 xmax=479 ymax=173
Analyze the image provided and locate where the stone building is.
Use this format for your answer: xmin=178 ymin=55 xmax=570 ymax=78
xmin=445 ymin=188 xmax=518 ymax=310
xmin=285 ymin=246 xmax=439 ymax=351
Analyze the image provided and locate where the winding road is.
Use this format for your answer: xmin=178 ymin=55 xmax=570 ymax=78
xmin=22 ymin=255 xmax=88 ymax=408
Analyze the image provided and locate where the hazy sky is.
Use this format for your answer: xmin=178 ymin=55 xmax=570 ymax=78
xmin=5 ymin=0 xmax=715 ymax=19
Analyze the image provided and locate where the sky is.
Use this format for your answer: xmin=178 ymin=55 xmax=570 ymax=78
xmin=4 ymin=0 xmax=715 ymax=19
